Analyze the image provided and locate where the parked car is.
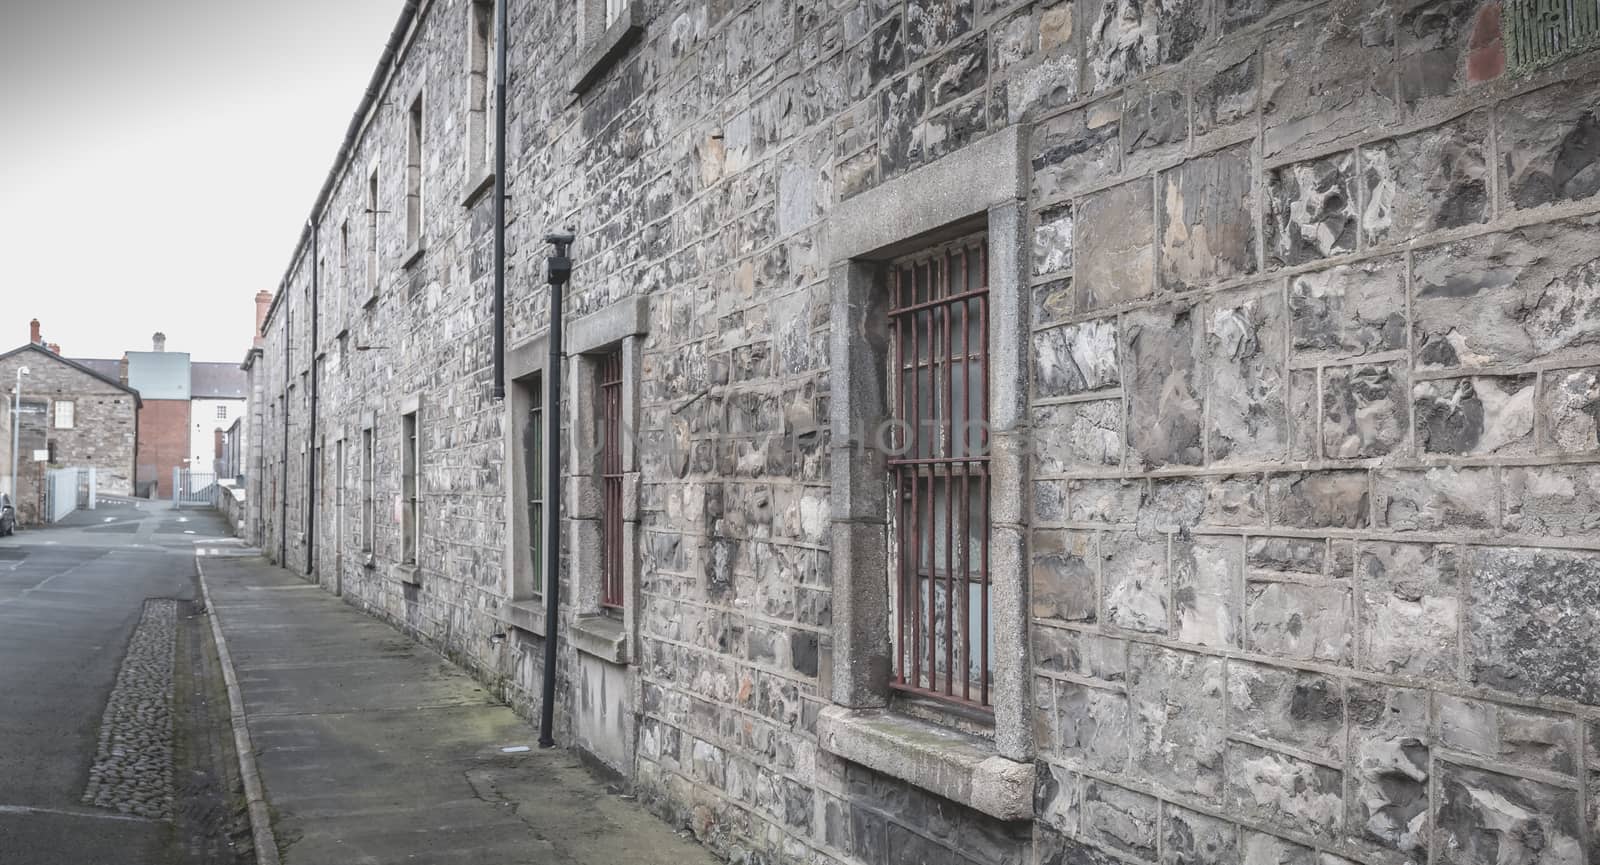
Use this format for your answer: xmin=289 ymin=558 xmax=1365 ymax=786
xmin=0 ymin=494 xmax=15 ymax=536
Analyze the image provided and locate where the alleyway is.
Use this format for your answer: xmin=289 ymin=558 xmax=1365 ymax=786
xmin=198 ymin=554 xmax=720 ymax=865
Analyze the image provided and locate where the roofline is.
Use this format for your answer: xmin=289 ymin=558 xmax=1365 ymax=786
xmin=0 ymin=344 xmax=143 ymax=408
xmin=241 ymin=346 xmax=263 ymax=371
xmin=262 ymin=0 xmax=425 ymax=336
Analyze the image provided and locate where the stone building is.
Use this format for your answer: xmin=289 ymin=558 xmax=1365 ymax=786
xmin=250 ymin=1 xmax=1600 ymax=863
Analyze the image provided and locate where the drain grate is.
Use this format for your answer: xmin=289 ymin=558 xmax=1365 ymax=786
xmin=1504 ymin=0 xmax=1600 ymax=74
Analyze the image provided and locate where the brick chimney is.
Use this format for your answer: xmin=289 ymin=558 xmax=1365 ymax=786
xmin=153 ymin=332 xmax=166 ymax=352
xmin=46 ymin=343 xmax=60 ymax=355
xmin=28 ymin=319 xmax=40 ymax=345
xmin=254 ymin=290 xmax=273 ymax=349
xmin=118 ymin=353 xmax=128 ymax=386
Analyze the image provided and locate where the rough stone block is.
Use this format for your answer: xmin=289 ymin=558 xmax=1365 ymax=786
xmin=1122 ymin=73 xmax=1188 ymax=161
xmin=1029 ymin=204 xmax=1075 ymax=279
xmin=1347 ymin=683 xmax=1430 ymax=860
xmin=1248 ymin=536 xmax=1327 ymax=575
xmin=1207 ymin=288 xmax=1287 ymax=464
xmin=1538 ymin=367 xmax=1600 ymax=454
xmin=1082 ymin=0 xmax=1205 ymax=94
xmin=1159 ymin=143 xmax=1257 ymax=292
xmin=1034 ymin=319 xmax=1119 ymax=398
xmin=1498 ymin=73 xmax=1600 ymax=211
xmin=1373 ymin=467 xmax=1494 ymax=532
xmin=1288 ymin=369 xmax=1318 ymax=460
xmin=1468 ymin=546 xmax=1600 ymax=706
xmin=1033 ymin=400 xmax=1123 ymax=473
xmin=1436 ymin=694 xmax=1578 ymax=777
xmin=1289 ymin=256 xmax=1407 ymax=362
xmin=1245 ymin=580 xmax=1353 ymax=665
xmin=1056 ymin=682 xmax=1132 ymax=773
xmin=1082 ymin=780 xmax=1159 ymax=861
xmin=1503 ymin=464 xmax=1600 ymax=537
xmin=1205 ymin=474 xmax=1265 ymax=527
xmin=1101 ymin=531 xmax=1169 ymax=634
xmin=1136 ymin=478 xmax=1206 ymax=536
xmin=1162 ymin=805 xmax=1239 ymax=865
xmin=1036 ymin=478 xmax=1069 ymax=524
xmin=1268 ymin=471 xmax=1370 ymax=529
xmin=1077 ymin=179 xmax=1155 ymax=311
xmin=1362 ymin=111 xmax=1490 ymax=246
xmin=1414 ymin=374 xmax=1535 ymax=456
xmin=1436 ymin=761 xmax=1583 ymax=865
xmin=1240 ymin=831 xmax=1323 ymax=865
xmin=1228 ymin=740 xmax=1344 ymax=839
xmin=1035 ymin=762 xmax=1081 ymax=835
xmin=1171 ymin=535 xmax=1240 ymax=648
xmin=1032 ymin=278 xmax=1075 ymax=330
xmin=1008 ymin=47 xmax=1082 ymax=122
xmin=1229 ymin=661 xmax=1346 ymax=761
xmin=1191 ymin=41 xmax=1258 ymax=141
xmin=1261 ymin=0 xmax=1396 ymax=157
xmin=1266 ymin=151 xmax=1358 ymax=267
xmin=1127 ymin=644 xmax=1225 ymax=801
xmin=1069 ymin=478 xmax=1143 ymax=525
xmin=1397 ymin=0 xmax=1503 ymax=105
xmin=1032 ymin=530 xmax=1098 ymax=623
xmin=1322 ymin=363 xmax=1407 ymax=459
xmin=1125 ymin=304 xmax=1204 ymax=469
xmin=1412 ymin=218 xmax=1600 ymax=371
xmin=1357 ymin=541 xmax=1460 ymax=677
xmin=1031 ymin=102 xmax=1121 ymax=201
xmin=1034 ymin=627 xmax=1127 ymax=683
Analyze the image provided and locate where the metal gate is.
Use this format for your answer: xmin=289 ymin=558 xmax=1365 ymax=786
xmin=173 ymin=469 xmax=219 ymax=509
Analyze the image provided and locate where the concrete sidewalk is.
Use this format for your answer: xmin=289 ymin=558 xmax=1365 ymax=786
xmin=197 ymin=554 xmax=718 ymax=865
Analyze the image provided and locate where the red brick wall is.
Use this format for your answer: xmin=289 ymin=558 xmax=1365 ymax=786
xmin=136 ymin=399 xmax=190 ymax=497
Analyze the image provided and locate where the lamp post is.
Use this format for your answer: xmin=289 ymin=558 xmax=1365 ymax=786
xmin=11 ymin=365 xmax=29 ymax=501
xmin=538 ymin=230 xmax=573 ymax=749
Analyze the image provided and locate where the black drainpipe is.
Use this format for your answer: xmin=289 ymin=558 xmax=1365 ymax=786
xmin=280 ymin=297 xmax=290 ymax=566
xmin=490 ymin=0 xmax=508 ymax=402
xmin=306 ymin=221 xmax=320 ymax=577
xmin=539 ymin=233 xmax=572 ymax=749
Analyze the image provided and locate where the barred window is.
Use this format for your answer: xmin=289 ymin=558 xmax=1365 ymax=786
xmin=597 ymin=349 xmax=624 ymax=610
xmin=888 ymin=234 xmax=992 ymax=710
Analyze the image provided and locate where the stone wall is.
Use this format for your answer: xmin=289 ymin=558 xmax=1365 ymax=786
xmin=0 ymin=350 xmax=138 ymax=498
xmin=252 ymin=1 xmax=1600 ymax=864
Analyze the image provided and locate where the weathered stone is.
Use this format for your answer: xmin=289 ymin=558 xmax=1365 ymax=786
xmin=1069 ymin=478 xmax=1143 ymax=525
xmin=1162 ymin=805 xmax=1238 ymax=865
xmin=1082 ymin=0 xmax=1205 ymax=93
xmin=1032 ymin=530 xmax=1098 ymax=623
xmin=1159 ymin=144 xmax=1257 ymax=292
xmin=1228 ymin=741 xmax=1344 ymax=839
xmin=1077 ymin=180 xmax=1155 ymax=311
xmin=1207 ymin=289 xmax=1287 ymax=464
xmin=1248 ymin=536 xmax=1326 ymax=575
xmin=1191 ymin=43 xmax=1258 ymax=140
xmin=1266 ymin=151 xmax=1358 ymax=267
xmin=1122 ymin=73 xmax=1187 ymax=159
xmin=1436 ymin=694 xmax=1578 ymax=776
xmin=1038 ymin=828 xmax=1125 ymax=865
xmin=1205 ymin=475 xmax=1265 ymax=527
xmin=1101 ymin=531 xmax=1168 ymax=634
xmin=1322 ymin=363 xmax=1407 ymax=459
xmin=1289 ymin=256 xmax=1407 ymax=361
xmin=1036 ymin=478 xmax=1069 ymax=524
xmin=1033 ymin=204 xmax=1074 ymax=276
xmin=1396 ymin=0 xmax=1500 ymax=104
xmin=1288 ymin=370 xmax=1318 ymax=461
xmin=1374 ymin=467 xmax=1495 ymax=532
xmin=1414 ymin=374 xmax=1535 ymax=456
xmin=1036 ymin=763 xmax=1081 ymax=835
xmin=1127 ymin=644 xmax=1225 ymax=801
xmin=1498 ymin=73 xmax=1600 ymax=211
xmin=904 ymin=0 xmax=973 ymax=60
xmin=1261 ymin=0 xmax=1396 ymax=157
xmin=1034 ymin=400 xmax=1123 ymax=473
xmin=1082 ymin=780 xmax=1159 ymax=860
xmin=1362 ymin=111 xmax=1489 ymax=246
xmin=1436 ymin=761 xmax=1584 ymax=865
xmin=1412 ymin=218 xmax=1600 ymax=370
xmin=1245 ymin=580 xmax=1353 ymax=664
xmin=1468 ymin=546 xmax=1600 ymax=705
xmin=1503 ymin=464 xmax=1600 ymax=538
xmin=1055 ymin=682 xmax=1132 ymax=772
xmin=1268 ymin=471 xmax=1370 ymax=529
xmin=1031 ymin=101 xmax=1121 ymax=200
xmin=1171 ymin=535 xmax=1239 ymax=648
xmin=1347 ymin=683 xmax=1430 ymax=860
xmin=1538 ymin=367 xmax=1600 ymax=454
xmin=1034 ymin=628 xmax=1127 ymax=682
xmin=1357 ymin=542 xmax=1460 ymax=677
xmin=1229 ymin=661 xmax=1345 ymax=761
xmin=1125 ymin=304 xmax=1203 ymax=469
xmin=1136 ymin=478 xmax=1206 ymax=537
xmin=1240 ymin=831 xmax=1320 ymax=865
xmin=1034 ymin=319 xmax=1118 ymax=398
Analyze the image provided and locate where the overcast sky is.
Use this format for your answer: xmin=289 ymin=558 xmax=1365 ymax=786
xmin=0 ymin=0 xmax=400 ymax=363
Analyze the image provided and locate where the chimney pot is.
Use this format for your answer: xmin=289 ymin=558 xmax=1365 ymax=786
xmin=254 ymin=290 xmax=273 ymax=349
xmin=28 ymin=319 xmax=40 ymax=344
xmin=46 ymin=343 xmax=60 ymax=355
xmin=153 ymin=332 xmax=166 ymax=352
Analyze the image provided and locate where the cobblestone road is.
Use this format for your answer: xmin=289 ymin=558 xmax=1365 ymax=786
xmin=81 ymin=598 xmax=178 ymax=820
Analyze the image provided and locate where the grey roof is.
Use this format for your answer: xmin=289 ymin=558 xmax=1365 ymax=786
xmin=0 ymin=344 xmax=143 ymax=407
xmin=74 ymin=357 xmax=123 ymax=380
xmin=191 ymin=361 xmax=248 ymax=399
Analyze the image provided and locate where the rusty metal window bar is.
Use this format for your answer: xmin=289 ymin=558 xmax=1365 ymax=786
xmin=1504 ymin=0 xmax=1600 ymax=73
xmin=597 ymin=350 xmax=625 ymax=610
xmin=525 ymin=375 xmax=545 ymax=596
xmin=888 ymin=233 xmax=992 ymax=711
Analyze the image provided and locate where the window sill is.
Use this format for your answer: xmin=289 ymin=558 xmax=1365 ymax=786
xmin=501 ymin=598 xmax=546 ymax=637
xmin=816 ymin=706 xmax=1034 ymax=822
xmin=392 ymin=563 xmax=421 ymax=586
xmin=571 ymin=613 xmax=627 ymax=665
xmin=401 ymin=241 xmax=425 ymax=270
xmin=461 ymin=168 xmax=496 ymax=208
xmin=362 ymin=288 xmax=380 ymax=310
xmin=568 ymin=2 xmax=644 ymax=96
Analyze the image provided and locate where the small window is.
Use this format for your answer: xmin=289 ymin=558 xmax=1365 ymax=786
xmin=54 ymin=400 xmax=74 ymax=430
xmin=339 ymin=220 xmax=350 ymax=323
xmin=216 ymin=405 xmax=228 ymax=420
xmin=405 ymin=93 xmax=424 ymax=249
xmin=521 ymin=374 xmax=544 ymax=597
xmin=366 ymin=167 xmax=380 ymax=301
xmin=597 ymin=350 xmax=624 ymax=611
xmin=361 ymin=426 xmax=375 ymax=554
xmin=402 ymin=410 xmax=420 ymax=565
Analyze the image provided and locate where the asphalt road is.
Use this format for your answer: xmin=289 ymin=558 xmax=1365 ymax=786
xmin=0 ymin=499 xmax=231 ymax=864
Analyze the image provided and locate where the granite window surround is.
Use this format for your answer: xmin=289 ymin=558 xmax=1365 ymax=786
xmin=392 ymin=392 xmax=423 ymax=587
xmin=568 ymin=0 xmax=643 ymax=96
xmin=501 ymin=333 xmax=552 ymax=637
xmin=823 ymin=124 xmax=1035 ymax=823
xmin=567 ymin=297 xmax=647 ymax=665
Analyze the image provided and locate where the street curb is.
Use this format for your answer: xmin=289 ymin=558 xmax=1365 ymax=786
xmin=195 ymin=557 xmax=282 ymax=865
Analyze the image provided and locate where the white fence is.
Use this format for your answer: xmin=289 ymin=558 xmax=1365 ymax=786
xmin=44 ymin=467 xmax=95 ymax=523
xmin=173 ymin=469 xmax=219 ymax=509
